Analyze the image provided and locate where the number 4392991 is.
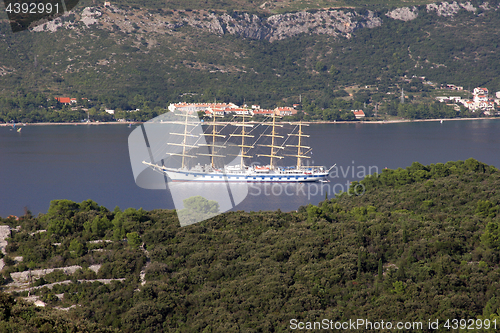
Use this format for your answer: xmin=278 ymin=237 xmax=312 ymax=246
xmin=5 ymin=2 xmax=60 ymax=14
xmin=443 ymin=319 xmax=497 ymax=330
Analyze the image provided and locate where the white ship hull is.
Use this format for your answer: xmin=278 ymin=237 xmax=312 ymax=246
xmin=161 ymin=167 xmax=328 ymax=183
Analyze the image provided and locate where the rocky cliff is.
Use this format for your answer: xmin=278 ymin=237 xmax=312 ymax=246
xmin=32 ymin=6 xmax=382 ymax=41
xmin=31 ymin=2 xmax=499 ymax=42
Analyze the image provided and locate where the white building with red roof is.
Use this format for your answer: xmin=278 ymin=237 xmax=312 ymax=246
xmin=473 ymin=94 xmax=488 ymax=104
xmin=274 ymin=107 xmax=297 ymax=116
xmin=460 ymin=87 xmax=498 ymax=112
xmin=464 ymin=100 xmax=475 ymax=110
xmin=168 ymin=102 xmax=238 ymax=113
xmin=223 ymin=107 xmax=251 ymax=115
xmin=251 ymin=109 xmax=274 ymax=117
xmin=352 ymin=110 xmax=365 ymax=119
xmin=473 ymin=87 xmax=488 ymax=96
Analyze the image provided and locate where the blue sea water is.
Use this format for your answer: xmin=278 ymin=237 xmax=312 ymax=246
xmin=1 ymin=119 xmax=499 ymax=217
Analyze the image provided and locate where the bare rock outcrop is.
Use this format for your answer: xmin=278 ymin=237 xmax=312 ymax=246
xmin=0 ymin=225 xmax=10 ymax=255
xmin=264 ymin=10 xmax=382 ymax=41
xmin=164 ymin=9 xmax=382 ymax=41
xmin=386 ymin=7 xmax=419 ymax=21
xmin=426 ymin=1 xmax=479 ymax=16
xmin=10 ymin=265 xmax=82 ymax=283
xmin=30 ymin=6 xmax=381 ymax=42
xmin=26 ymin=2 xmax=500 ymax=42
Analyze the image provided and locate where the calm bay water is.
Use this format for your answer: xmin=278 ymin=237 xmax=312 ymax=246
xmin=1 ymin=119 xmax=500 ymax=217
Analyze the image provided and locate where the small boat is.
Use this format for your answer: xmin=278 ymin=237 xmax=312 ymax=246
xmin=17 ymin=128 xmax=22 ymax=133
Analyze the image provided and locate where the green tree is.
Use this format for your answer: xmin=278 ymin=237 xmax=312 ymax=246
xmin=329 ymin=65 xmax=339 ymax=75
xmin=306 ymin=204 xmax=324 ymax=222
xmin=481 ymin=221 xmax=500 ymax=251
xmin=315 ymin=61 xmax=326 ymax=72
xmin=79 ymin=199 xmax=100 ymax=212
xmin=177 ymin=196 xmax=220 ymax=225
xmin=47 ymin=219 xmax=73 ymax=237
xmin=476 ymin=200 xmax=498 ymax=218
xmin=84 ymin=216 xmax=112 ymax=237
xmin=126 ymin=232 xmax=142 ymax=249
xmin=69 ymin=239 xmax=86 ymax=258
xmin=112 ymin=208 xmax=145 ymax=240
xmin=183 ymin=196 xmax=219 ymax=214
xmin=392 ymin=281 xmax=406 ymax=295
xmin=46 ymin=199 xmax=80 ymax=220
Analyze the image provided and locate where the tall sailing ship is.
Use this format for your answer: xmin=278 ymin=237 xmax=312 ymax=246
xmin=142 ymin=111 xmax=334 ymax=182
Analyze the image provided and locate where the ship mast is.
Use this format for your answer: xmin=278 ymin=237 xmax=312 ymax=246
xmin=285 ymin=121 xmax=311 ymax=169
xmin=229 ymin=114 xmax=254 ymax=169
xmin=257 ymin=113 xmax=284 ymax=168
xmin=196 ymin=114 xmax=226 ymax=168
xmin=166 ymin=111 xmax=199 ymax=168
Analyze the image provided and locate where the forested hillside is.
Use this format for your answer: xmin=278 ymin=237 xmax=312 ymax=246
xmin=0 ymin=158 xmax=500 ymax=331
xmin=0 ymin=1 xmax=499 ymax=110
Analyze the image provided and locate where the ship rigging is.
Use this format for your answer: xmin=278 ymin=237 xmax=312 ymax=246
xmin=142 ymin=111 xmax=334 ymax=182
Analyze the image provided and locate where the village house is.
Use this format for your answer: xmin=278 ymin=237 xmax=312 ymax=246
xmin=205 ymin=107 xmax=226 ymax=117
xmin=226 ymin=107 xmax=251 ymax=115
xmin=274 ymin=107 xmax=297 ymax=117
xmin=442 ymin=84 xmax=463 ymax=90
xmin=250 ymin=109 xmax=274 ymax=117
xmin=55 ymin=97 xmax=77 ymax=104
xmin=352 ymin=110 xmax=365 ymax=119
xmin=473 ymin=94 xmax=488 ymax=104
xmin=473 ymin=87 xmax=488 ymax=96
xmin=436 ymin=96 xmax=462 ymax=103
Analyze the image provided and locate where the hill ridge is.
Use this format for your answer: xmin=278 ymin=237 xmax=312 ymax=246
xmin=31 ymin=1 xmax=498 ymax=42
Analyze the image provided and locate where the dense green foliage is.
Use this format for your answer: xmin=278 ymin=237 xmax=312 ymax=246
xmin=0 ymin=292 xmax=114 ymax=332
xmin=0 ymin=91 xmax=168 ymax=123
xmin=379 ymin=100 xmax=457 ymax=119
xmin=1 ymin=158 xmax=500 ymax=331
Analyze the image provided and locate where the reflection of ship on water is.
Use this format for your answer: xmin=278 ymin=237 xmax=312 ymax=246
xmin=143 ymin=111 xmax=334 ymax=182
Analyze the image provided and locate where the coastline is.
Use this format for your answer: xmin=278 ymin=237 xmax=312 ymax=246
xmin=1 ymin=117 xmax=498 ymax=126
xmin=0 ymin=121 xmax=138 ymax=126
xmin=308 ymin=117 xmax=500 ymax=124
